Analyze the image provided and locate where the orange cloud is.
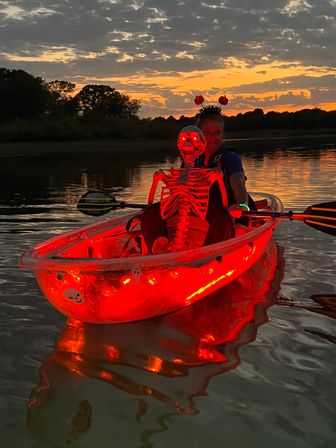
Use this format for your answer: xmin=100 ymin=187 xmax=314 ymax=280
xmin=94 ymin=58 xmax=335 ymax=117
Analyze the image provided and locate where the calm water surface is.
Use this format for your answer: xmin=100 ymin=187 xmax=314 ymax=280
xmin=0 ymin=139 xmax=335 ymax=447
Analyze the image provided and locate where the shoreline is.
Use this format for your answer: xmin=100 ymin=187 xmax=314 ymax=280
xmin=0 ymin=138 xmax=177 ymax=156
xmin=225 ymin=129 xmax=336 ymax=141
xmin=1 ymin=129 xmax=336 ymax=157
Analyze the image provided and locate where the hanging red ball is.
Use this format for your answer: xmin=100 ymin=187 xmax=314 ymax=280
xmin=218 ymin=95 xmax=228 ymax=105
xmin=194 ymin=95 xmax=205 ymax=105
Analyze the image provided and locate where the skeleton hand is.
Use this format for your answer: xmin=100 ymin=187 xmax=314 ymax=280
xmin=229 ymin=204 xmax=245 ymax=219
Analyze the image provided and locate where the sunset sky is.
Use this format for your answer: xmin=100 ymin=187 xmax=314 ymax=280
xmin=0 ymin=0 xmax=335 ymax=117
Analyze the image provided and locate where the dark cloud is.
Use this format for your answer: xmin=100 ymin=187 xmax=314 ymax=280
xmin=0 ymin=0 xmax=335 ymax=115
xmin=1 ymin=0 xmax=335 ymax=68
xmin=228 ymin=75 xmax=336 ymax=93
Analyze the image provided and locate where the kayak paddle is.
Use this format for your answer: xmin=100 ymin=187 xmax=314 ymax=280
xmin=77 ymin=191 xmax=335 ymax=236
xmin=77 ymin=191 xmax=146 ymax=216
xmin=243 ymin=200 xmax=336 ymax=236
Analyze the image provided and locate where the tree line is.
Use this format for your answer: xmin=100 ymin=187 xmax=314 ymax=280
xmin=0 ymin=67 xmax=335 ymax=142
xmin=0 ymin=68 xmax=140 ymax=120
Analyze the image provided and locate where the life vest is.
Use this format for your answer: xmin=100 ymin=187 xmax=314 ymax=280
xmin=193 ymin=145 xmax=237 ymax=206
xmin=193 ymin=146 xmax=256 ymax=212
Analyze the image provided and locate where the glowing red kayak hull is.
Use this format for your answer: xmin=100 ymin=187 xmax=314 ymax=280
xmin=20 ymin=193 xmax=283 ymax=323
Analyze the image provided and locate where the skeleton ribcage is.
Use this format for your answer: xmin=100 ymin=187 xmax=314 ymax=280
xmin=159 ymin=168 xmax=212 ymax=220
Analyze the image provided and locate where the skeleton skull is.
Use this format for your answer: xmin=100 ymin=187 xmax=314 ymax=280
xmin=177 ymin=126 xmax=206 ymax=164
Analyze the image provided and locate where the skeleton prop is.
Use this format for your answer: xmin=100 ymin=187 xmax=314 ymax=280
xmin=147 ymin=126 xmax=228 ymax=254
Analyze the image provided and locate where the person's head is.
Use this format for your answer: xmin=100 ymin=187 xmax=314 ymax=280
xmin=195 ymin=106 xmax=224 ymax=155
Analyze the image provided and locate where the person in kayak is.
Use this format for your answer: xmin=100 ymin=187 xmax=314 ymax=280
xmin=194 ymin=105 xmax=253 ymax=220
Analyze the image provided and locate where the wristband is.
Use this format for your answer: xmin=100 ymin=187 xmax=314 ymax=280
xmin=238 ymin=202 xmax=250 ymax=211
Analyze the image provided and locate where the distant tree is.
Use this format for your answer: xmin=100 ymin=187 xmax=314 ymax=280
xmin=166 ymin=115 xmax=177 ymax=123
xmin=152 ymin=116 xmax=166 ymax=123
xmin=253 ymin=108 xmax=264 ymax=116
xmin=178 ymin=115 xmax=193 ymax=127
xmin=46 ymin=80 xmax=76 ymax=115
xmin=74 ymin=84 xmax=141 ymax=118
xmin=0 ymin=68 xmax=51 ymax=121
xmin=46 ymin=80 xmax=76 ymax=101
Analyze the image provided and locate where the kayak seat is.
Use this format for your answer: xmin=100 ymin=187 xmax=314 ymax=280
xmin=140 ymin=201 xmax=234 ymax=254
xmin=140 ymin=203 xmax=168 ymax=254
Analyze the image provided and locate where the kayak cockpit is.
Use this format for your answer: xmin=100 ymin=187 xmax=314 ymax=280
xmin=51 ymin=196 xmax=275 ymax=261
xmin=59 ymin=230 xmax=133 ymax=259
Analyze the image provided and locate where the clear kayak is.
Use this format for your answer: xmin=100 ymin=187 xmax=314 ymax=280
xmin=20 ymin=192 xmax=283 ymax=323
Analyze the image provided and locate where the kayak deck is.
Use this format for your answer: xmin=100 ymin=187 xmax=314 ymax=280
xmin=20 ymin=192 xmax=283 ymax=323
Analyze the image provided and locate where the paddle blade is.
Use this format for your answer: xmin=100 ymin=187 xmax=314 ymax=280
xmin=303 ymin=201 xmax=336 ymax=236
xmin=77 ymin=191 xmax=116 ymax=216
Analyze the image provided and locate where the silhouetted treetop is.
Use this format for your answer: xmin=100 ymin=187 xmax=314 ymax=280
xmin=46 ymin=80 xmax=76 ymax=102
xmin=0 ymin=68 xmax=51 ymax=121
xmin=74 ymin=84 xmax=140 ymax=118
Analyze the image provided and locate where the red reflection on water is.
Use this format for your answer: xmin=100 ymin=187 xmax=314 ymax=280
xmin=27 ymin=241 xmax=284 ymax=445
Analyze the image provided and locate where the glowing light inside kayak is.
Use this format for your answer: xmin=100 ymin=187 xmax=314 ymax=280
xmin=147 ymin=356 xmax=163 ymax=373
xmin=99 ymin=370 xmax=114 ymax=381
xmin=185 ymin=269 xmax=236 ymax=303
xmin=197 ymin=347 xmax=227 ymax=362
xmin=105 ymin=345 xmax=120 ymax=361
xmin=200 ymin=334 xmax=216 ymax=343
xmin=101 ymin=286 xmax=117 ymax=297
xmin=120 ymin=274 xmax=133 ymax=286
xmin=147 ymin=275 xmax=157 ymax=286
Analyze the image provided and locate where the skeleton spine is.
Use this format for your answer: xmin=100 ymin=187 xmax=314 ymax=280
xmin=168 ymin=198 xmax=190 ymax=252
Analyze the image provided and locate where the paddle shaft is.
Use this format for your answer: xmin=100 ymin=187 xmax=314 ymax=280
xmin=243 ymin=205 xmax=336 ymax=236
xmin=114 ymin=201 xmax=147 ymax=209
xmin=110 ymin=206 xmax=307 ymax=219
xmin=77 ymin=192 xmax=335 ymax=236
xmin=243 ymin=210 xmax=335 ymax=223
xmin=106 ymin=206 xmax=334 ymax=224
xmin=243 ymin=210 xmax=302 ymax=220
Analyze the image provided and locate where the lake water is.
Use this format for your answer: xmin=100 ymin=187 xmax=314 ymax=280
xmin=0 ymin=137 xmax=335 ymax=448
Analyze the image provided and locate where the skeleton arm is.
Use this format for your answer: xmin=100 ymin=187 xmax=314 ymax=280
xmin=148 ymin=170 xmax=164 ymax=205
xmin=209 ymin=170 xmax=228 ymax=208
